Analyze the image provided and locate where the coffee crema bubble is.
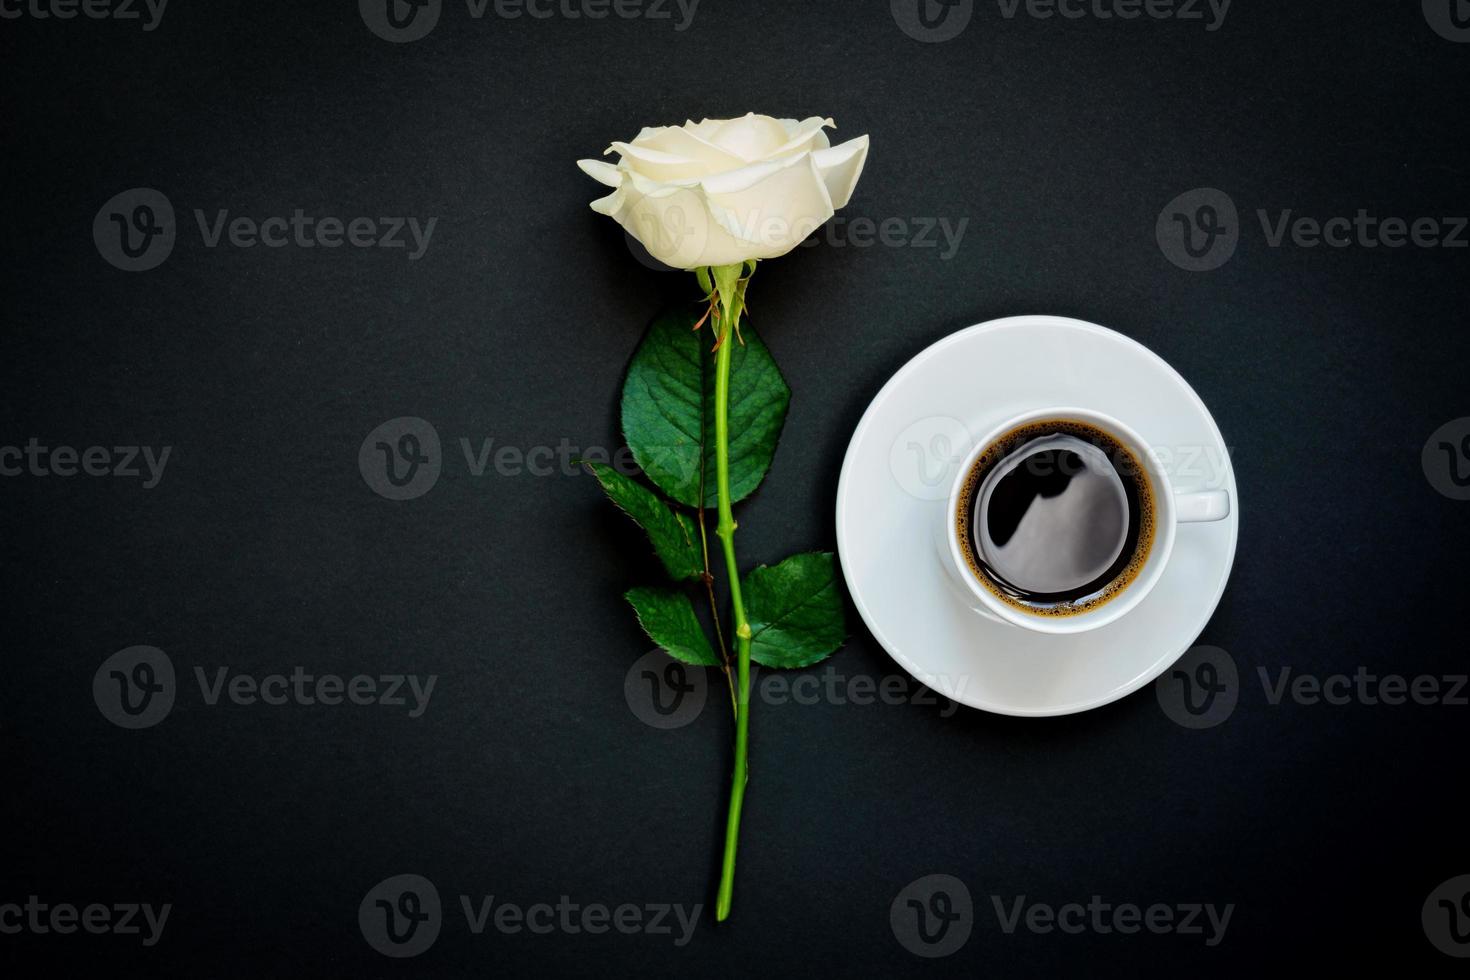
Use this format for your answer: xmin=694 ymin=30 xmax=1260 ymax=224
xmin=955 ymin=419 xmax=1155 ymax=617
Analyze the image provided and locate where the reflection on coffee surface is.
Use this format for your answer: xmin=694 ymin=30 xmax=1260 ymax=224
xmin=956 ymin=419 xmax=1154 ymax=616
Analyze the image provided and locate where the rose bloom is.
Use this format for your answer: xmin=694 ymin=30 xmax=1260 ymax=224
xmin=578 ymin=113 xmax=869 ymax=270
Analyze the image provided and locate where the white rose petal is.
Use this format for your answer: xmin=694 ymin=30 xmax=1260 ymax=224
xmin=812 ymin=135 xmax=870 ymax=210
xmin=605 ymin=142 xmax=706 ymax=184
xmin=703 ymin=154 xmax=834 ymax=260
xmin=578 ymin=112 xmax=870 ymax=269
xmin=705 ymin=113 xmax=791 ymax=161
xmin=768 ymin=116 xmax=836 ymax=159
xmin=620 ymin=126 xmax=746 ymax=174
xmin=577 ymin=159 xmax=623 ymax=188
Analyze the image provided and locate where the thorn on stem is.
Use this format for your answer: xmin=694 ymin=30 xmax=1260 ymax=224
xmin=692 ymin=298 xmax=716 ymax=333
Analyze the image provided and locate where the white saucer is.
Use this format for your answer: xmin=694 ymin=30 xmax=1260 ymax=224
xmin=835 ymin=316 xmax=1239 ymax=716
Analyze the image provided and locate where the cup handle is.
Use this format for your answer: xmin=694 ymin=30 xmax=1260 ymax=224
xmin=1175 ymin=490 xmax=1231 ymax=523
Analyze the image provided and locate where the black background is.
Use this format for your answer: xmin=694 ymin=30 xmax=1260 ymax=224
xmin=2 ymin=0 xmax=1468 ymax=974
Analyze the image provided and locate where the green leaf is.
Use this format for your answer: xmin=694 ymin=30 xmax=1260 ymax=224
xmin=674 ymin=510 xmax=700 ymax=561
xmin=625 ymin=587 xmax=720 ymax=666
xmin=585 ymin=462 xmax=702 ymax=582
xmin=743 ymin=552 xmax=847 ymax=669
xmin=621 ymin=309 xmax=791 ymax=509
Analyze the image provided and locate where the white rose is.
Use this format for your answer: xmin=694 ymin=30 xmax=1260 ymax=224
xmin=577 ymin=113 xmax=870 ymax=270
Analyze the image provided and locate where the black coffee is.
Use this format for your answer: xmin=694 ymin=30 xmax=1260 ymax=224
xmin=955 ymin=419 xmax=1154 ymax=617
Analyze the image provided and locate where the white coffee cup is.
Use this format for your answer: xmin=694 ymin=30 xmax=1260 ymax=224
xmin=942 ymin=407 xmax=1230 ymax=635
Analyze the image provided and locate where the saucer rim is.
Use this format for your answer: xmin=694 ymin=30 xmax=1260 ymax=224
xmin=834 ymin=314 xmax=1240 ymax=717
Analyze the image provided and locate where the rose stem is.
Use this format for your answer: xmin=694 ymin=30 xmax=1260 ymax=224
xmin=712 ymin=273 xmax=752 ymax=923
